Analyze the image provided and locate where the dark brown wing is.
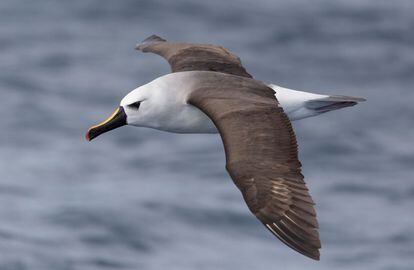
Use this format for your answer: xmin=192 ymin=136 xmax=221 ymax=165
xmin=135 ymin=35 xmax=253 ymax=78
xmin=187 ymin=72 xmax=321 ymax=260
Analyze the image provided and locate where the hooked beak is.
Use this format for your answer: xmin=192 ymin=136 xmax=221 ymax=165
xmin=86 ymin=106 xmax=127 ymax=141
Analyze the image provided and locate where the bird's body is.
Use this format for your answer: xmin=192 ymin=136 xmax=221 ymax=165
xmin=86 ymin=35 xmax=366 ymax=260
xmin=120 ymin=71 xmax=363 ymax=133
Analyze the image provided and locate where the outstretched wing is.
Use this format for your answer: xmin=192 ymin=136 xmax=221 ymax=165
xmin=187 ymin=72 xmax=321 ymax=260
xmin=135 ymin=35 xmax=253 ymax=78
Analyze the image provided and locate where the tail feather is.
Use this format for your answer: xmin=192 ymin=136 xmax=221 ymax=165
xmin=268 ymin=84 xmax=366 ymax=121
xmin=306 ymin=95 xmax=366 ymax=112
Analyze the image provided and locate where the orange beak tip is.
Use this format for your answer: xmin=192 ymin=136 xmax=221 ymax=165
xmin=85 ymin=130 xmax=92 ymax=141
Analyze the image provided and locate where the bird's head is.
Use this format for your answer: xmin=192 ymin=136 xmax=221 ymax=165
xmin=86 ymin=86 xmax=154 ymax=141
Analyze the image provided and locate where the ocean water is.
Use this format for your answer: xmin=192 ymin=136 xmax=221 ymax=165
xmin=1 ymin=0 xmax=414 ymax=269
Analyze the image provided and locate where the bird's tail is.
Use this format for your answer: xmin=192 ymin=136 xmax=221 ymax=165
xmin=269 ymin=84 xmax=366 ymax=121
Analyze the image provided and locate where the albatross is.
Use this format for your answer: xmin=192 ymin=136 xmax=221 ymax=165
xmin=86 ymin=35 xmax=365 ymax=260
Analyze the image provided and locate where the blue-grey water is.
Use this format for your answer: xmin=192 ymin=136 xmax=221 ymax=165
xmin=1 ymin=0 xmax=414 ymax=269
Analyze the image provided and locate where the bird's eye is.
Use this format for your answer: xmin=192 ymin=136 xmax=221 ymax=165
xmin=128 ymin=101 xmax=141 ymax=110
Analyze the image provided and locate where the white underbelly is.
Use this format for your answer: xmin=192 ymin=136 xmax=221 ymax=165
xmin=156 ymin=97 xmax=290 ymax=134
xmin=154 ymin=88 xmax=316 ymax=134
xmin=155 ymin=103 xmax=218 ymax=134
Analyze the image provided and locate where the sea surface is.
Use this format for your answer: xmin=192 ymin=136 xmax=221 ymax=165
xmin=1 ymin=0 xmax=414 ymax=269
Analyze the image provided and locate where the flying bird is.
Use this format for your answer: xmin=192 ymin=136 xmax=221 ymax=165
xmin=86 ymin=35 xmax=365 ymax=260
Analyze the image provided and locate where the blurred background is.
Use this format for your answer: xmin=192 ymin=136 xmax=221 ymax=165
xmin=1 ymin=0 xmax=413 ymax=269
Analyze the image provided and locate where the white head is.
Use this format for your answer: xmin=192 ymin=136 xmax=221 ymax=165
xmin=86 ymin=72 xmax=205 ymax=140
xmin=86 ymin=83 xmax=163 ymax=141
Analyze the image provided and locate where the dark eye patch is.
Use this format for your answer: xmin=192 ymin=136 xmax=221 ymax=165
xmin=128 ymin=101 xmax=141 ymax=110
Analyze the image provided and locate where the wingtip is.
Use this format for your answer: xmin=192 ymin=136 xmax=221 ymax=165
xmin=294 ymin=246 xmax=320 ymax=261
xmin=308 ymin=250 xmax=321 ymax=261
xmin=264 ymin=222 xmax=321 ymax=261
xmin=135 ymin=34 xmax=167 ymax=50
